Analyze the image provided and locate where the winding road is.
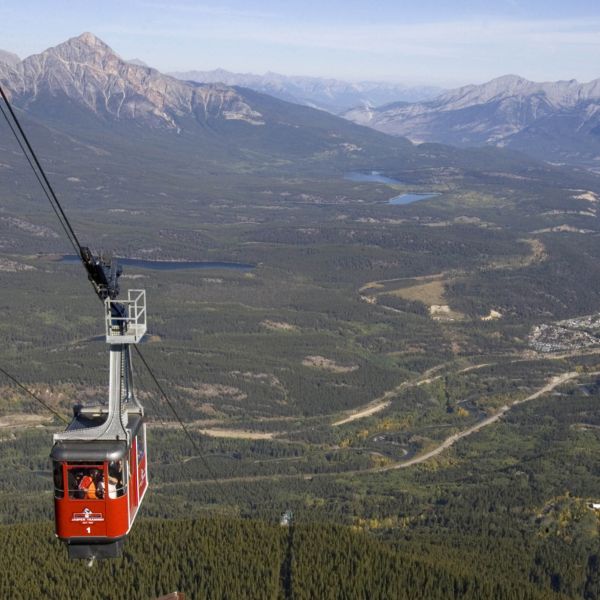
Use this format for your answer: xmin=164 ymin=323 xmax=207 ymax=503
xmin=332 ymin=362 xmax=491 ymax=427
xmin=153 ymin=370 xmax=581 ymax=490
xmin=376 ymin=370 xmax=578 ymax=471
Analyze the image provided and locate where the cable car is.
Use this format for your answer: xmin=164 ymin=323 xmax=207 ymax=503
xmin=50 ymin=253 xmax=149 ymax=559
xmin=0 ymin=88 xmax=154 ymax=560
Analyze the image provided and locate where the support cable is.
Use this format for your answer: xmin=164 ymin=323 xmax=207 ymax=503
xmin=0 ymin=102 xmax=81 ymax=258
xmin=133 ymin=346 xmax=226 ymax=496
xmin=0 ymin=366 xmax=69 ymax=425
xmin=0 ymin=81 xmax=227 ymax=499
xmin=130 ymin=358 xmax=166 ymax=426
xmin=0 ymin=85 xmax=83 ymax=255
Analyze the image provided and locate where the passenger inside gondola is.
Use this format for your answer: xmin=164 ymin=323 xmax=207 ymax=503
xmin=94 ymin=469 xmax=106 ymax=499
xmin=53 ymin=462 xmax=64 ymax=498
xmin=68 ymin=469 xmax=83 ymax=499
xmin=108 ymin=460 xmax=124 ymax=498
xmin=79 ymin=472 xmax=96 ymax=499
xmin=67 ymin=466 xmax=104 ymax=499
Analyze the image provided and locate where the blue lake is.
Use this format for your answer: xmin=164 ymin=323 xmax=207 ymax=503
xmin=60 ymin=256 xmax=255 ymax=271
xmin=344 ymin=172 xmax=439 ymax=204
xmin=344 ymin=171 xmax=404 ymax=184
xmin=388 ymin=193 xmax=440 ymax=205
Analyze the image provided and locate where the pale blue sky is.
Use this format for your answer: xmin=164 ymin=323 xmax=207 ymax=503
xmin=1 ymin=0 xmax=599 ymax=85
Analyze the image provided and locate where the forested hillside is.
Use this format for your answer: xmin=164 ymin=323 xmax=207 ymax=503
xmin=0 ymin=519 xmax=572 ymax=600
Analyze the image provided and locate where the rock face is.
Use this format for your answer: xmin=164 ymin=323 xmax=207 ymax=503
xmin=0 ymin=32 xmax=430 ymax=184
xmin=127 ymin=58 xmax=149 ymax=68
xmin=170 ymin=68 xmax=442 ymax=113
xmin=0 ymin=32 xmax=264 ymax=129
xmin=342 ymin=74 xmax=600 ymax=169
xmin=0 ymin=49 xmax=20 ymax=67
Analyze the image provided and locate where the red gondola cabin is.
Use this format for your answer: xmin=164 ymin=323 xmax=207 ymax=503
xmin=51 ymin=410 xmax=148 ymax=559
xmin=51 ymin=286 xmax=149 ymax=559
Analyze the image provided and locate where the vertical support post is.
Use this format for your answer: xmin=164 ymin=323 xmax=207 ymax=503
xmin=53 ymin=290 xmax=146 ymax=443
xmin=108 ymin=344 xmax=129 ymax=440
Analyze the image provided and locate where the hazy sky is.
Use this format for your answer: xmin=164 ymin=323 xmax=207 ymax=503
xmin=1 ymin=0 xmax=599 ymax=86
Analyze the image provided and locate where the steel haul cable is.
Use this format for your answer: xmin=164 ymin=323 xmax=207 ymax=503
xmin=0 ymin=366 xmax=69 ymax=425
xmin=0 ymin=102 xmax=81 ymax=258
xmin=133 ymin=346 xmax=225 ymax=496
xmin=0 ymin=82 xmax=227 ymax=496
xmin=0 ymin=85 xmax=82 ymax=254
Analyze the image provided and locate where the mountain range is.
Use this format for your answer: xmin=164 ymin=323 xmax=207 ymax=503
xmin=0 ymin=33 xmax=596 ymax=204
xmin=0 ymin=32 xmax=555 ymax=189
xmin=3 ymin=33 xmax=600 ymax=174
xmin=0 ymin=33 xmax=268 ymax=130
xmin=169 ymin=68 xmax=442 ymax=113
xmin=343 ymin=74 xmax=600 ymax=171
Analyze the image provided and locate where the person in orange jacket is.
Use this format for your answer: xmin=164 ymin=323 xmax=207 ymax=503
xmin=78 ymin=470 xmax=99 ymax=499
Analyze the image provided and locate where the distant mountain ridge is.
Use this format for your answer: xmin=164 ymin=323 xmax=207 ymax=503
xmin=0 ymin=32 xmax=427 ymax=174
xmin=0 ymin=33 xmax=265 ymax=129
xmin=169 ymin=68 xmax=442 ymax=113
xmin=0 ymin=49 xmax=20 ymax=67
xmin=0 ymin=32 xmax=581 ymax=189
xmin=127 ymin=58 xmax=150 ymax=68
xmin=343 ymin=74 xmax=600 ymax=170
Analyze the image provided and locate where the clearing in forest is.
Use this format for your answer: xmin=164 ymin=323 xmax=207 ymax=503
xmin=260 ymin=320 xmax=299 ymax=332
xmin=302 ymin=355 xmax=359 ymax=373
xmin=386 ymin=279 xmax=465 ymax=321
xmin=388 ymin=279 xmax=446 ymax=304
xmin=198 ymin=428 xmax=277 ymax=440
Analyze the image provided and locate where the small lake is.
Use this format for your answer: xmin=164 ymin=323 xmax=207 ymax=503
xmin=60 ymin=256 xmax=255 ymax=271
xmin=388 ymin=193 xmax=440 ymax=205
xmin=344 ymin=172 xmax=439 ymax=205
xmin=344 ymin=171 xmax=404 ymax=184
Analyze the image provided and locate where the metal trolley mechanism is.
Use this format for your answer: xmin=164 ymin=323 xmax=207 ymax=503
xmin=50 ymin=249 xmax=149 ymax=560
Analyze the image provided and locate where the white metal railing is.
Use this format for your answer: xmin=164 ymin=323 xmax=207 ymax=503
xmin=104 ymin=289 xmax=147 ymax=344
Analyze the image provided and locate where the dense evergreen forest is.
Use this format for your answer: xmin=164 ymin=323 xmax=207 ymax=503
xmin=1 ymin=381 xmax=599 ymax=598
xmin=0 ymin=519 xmax=575 ymax=600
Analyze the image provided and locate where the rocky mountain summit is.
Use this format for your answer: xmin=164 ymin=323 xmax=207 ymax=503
xmin=0 ymin=33 xmax=264 ymax=129
xmin=343 ymin=74 xmax=600 ymax=170
xmin=0 ymin=49 xmax=20 ymax=67
xmin=0 ymin=32 xmax=432 ymax=178
xmin=430 ymin=75 xmax=600 ymax=113
xmin=1 ymin=32 xmax=585 ymax=182
xmin=170 ymin=68 xmax=441 ymax=113
xmin=127 ymin=58 xmax=149 ymax=68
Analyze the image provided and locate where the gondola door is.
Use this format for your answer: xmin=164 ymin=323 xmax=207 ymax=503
xmin=137 ymin=426 xmax=148 ymax=501
xmin=61 ymin=463 xmax=108 ymax=539
xmin=128 ymin=437 xmax=139 ymax=521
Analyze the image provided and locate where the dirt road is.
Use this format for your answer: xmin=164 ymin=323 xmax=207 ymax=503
xmin=376 ymin=371 xmax=578 ymax=471
xmin=332 ymin=400 xmax=392 ymax=426
xmin=152 ymin=371 xmax=581 ymax=489
xmin=0 ymin=414 xmax=53 ymax=429
xmin=332 ymin=362 xmax=491 ymax=427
